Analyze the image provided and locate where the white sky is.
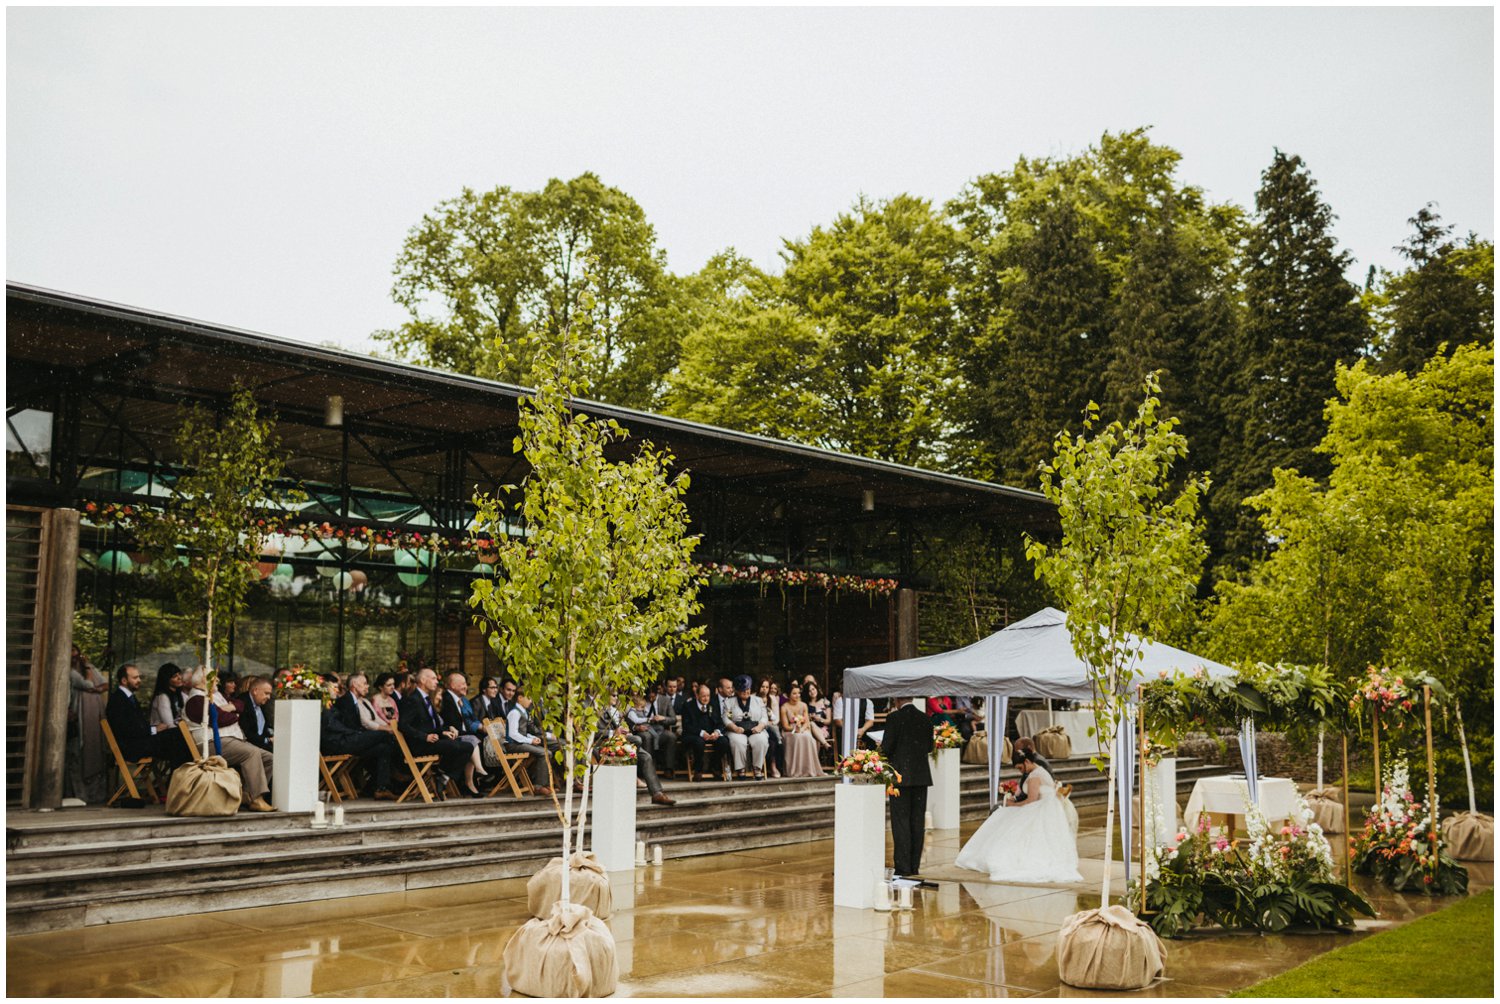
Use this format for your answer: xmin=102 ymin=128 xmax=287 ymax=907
xmin=7 ymin=7 xmax=1494 ymax=355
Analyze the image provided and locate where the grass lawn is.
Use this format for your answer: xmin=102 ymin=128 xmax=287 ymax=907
xmin=1232 ymin=890 xmax=1493 ymax=997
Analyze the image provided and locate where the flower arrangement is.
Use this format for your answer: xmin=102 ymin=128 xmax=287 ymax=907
xmin=1350 ymin=665 xmax=1415 ymax=717
xmin=596 ymin=734 xmax=638 ymax=765
xmin=932 ymin=722 xmax=965 ymax=750
xmin=82 ymin=500 xmax=903 ymax=597
xmin=1352 ymin=759 xmax=1468 ymax=895
xmin=999 ymin=779 xmax=1020 ymax=798
xmin=273 ymin=665 xmax=336 ymax=707
xmin=836 ymin=748 xmax=902 ymax=796
xmin=1137 ymin=796 xmax=1374 ymax=937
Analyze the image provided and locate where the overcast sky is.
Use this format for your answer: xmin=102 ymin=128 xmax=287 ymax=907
xmin=7 ymin=7 xmax=1494 ymax=354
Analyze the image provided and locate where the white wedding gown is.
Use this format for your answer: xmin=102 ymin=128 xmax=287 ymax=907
xmin=954 ymin=768 xmax=1082 ymax=883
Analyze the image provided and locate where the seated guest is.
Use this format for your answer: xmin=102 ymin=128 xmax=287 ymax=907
xmin=804 ymin=680 xmax=832 ymax=748
xmin=340 ymin=672 xmax=393 ymax=732
xmin=473 ymin=676 xmax=504 ymax=722
xmin=148 ymin=663 xmax=186 ymax=731
xmin=183 ymin=667 xmax=276 ymax=812
xmin=779 ymin=683 xmax=824 ymax=777
xmin=218 ymin=672 xmax=241 ymax=701
xmin=239 ymin=675 xmax=274 ymax=750
xmin=496 ymin=678 xmax=519 ymax=723
xmin=440 ymin=670 xmax=492 ymax=782
xmin=627 ymin=692 xmax=678 ymax=776
xmin=722 ymin=675 xmax=771 ymax=779
xmin=659 ymin=677 xmax=689 ymax=720
xmin=325 ymin=674 xmax=398 ymax=800
xmin=596 ymin=698 xmax=676 ymax=805
xmin=106 ymin=663 xmax=192 ymax=805
xmin=503 ymin=691 xmax=557 ymax=796
xmin=681 ymin=683 xmax=731 ymax=780
xmin=371 ymin=673 xmax=401 ymax=726
xmin=395 ymin=671 xmax=417 ymax=700
xmin=399 ymin=667 xmax=480 ymax=797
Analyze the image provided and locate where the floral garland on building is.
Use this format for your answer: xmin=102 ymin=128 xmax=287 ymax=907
xmin=80 ymin=500 xmax=902 ymax=596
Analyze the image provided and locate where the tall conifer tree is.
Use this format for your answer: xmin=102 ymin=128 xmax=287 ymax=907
xmin=1213 ymin=151 xmax=1367 ymax=571
xmin=1375 ymin=204 xmax=1494 ymax=375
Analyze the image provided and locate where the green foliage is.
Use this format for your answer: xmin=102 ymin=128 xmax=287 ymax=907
xmin=1025 ymin=372 xmax=1208 ymax=900
xmin=468 ymin=316 xmax=706 ymax=835
xmin=1212 ymin=150 xmax=1369 ymax=573
xmin=377 ymin=173 xmax=677 ymax=409
xmin=1205 ymin=344 xmax=1493 ymax=807
xmin=136 ymin=387 xmax=302 ymax=756
xmin=1372 ymin=205 xmax=1494 ymax=375
xmin=1142 ymin=661 xmax=1353 ymax=748
xmin=1026 ymin=374 xmax=1209 ymax=741
xmin=1232 ymin=890 xmax=1494 ymax=998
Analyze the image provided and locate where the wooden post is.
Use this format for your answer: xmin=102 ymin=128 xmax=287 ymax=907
xmin=1372 ymin=711 xmax=1381 ymax=793
xmin=23 ymin=507 xmax=80 ymax=810
xmin=1138 ymin=685 xmax=1147 ymax=915
xmin=1350 ymin=732 xmax=1362 ymax=888
xmin=1424 ymin=686 xmax=1436 ymax=850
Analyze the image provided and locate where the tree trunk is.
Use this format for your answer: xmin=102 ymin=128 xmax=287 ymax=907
xmin=200 ymin=599 xmax=214 ymax=760
xmin=1101 ymin=714 xmax=1117 ymax=904
xmin=561 ymin=716 xmax=575 ymax=908
xmin=1456 ymin=704 xmax=1477 ymax=814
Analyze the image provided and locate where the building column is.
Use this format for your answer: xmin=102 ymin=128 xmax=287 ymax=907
xmin=896 ymin=588 xmax=917 ymax=662
xmin=24 ymin=507 xmax=79 ymax=809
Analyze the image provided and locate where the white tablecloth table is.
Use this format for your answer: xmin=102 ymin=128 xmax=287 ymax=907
xmin=1183 ymin=776 xmax=1300 ymax=833
xmin=1014 ymin=709 xmax=1104 ymax=756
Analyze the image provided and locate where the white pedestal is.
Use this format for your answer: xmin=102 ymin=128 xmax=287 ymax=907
xmin=590 ymin=764 xmax=638 ymax=874
xmin=929 ymin=747 xmax=961 ymax=830
xmin=272 ymin=699 xmax=321 ymax=813
xmin=833 ymin=781 xmax=887 ymax=909
xmin=1148 ymin=757 xmax=1179 ymax=842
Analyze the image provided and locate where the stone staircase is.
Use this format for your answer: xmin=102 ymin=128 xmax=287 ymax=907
xmin=6 ymin=755 xmax=1223 ymax=934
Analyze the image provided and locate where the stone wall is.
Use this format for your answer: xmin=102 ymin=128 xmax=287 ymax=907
xmin=1176 ymin=730 xmax=1373 ymax=791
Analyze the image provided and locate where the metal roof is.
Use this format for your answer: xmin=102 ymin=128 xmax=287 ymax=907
xmin=6 ymin=281 xmax=1054 ymax=527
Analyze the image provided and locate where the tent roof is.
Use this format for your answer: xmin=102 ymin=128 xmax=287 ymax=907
xmin=842 ymin=606 xmax=1236 ymax=700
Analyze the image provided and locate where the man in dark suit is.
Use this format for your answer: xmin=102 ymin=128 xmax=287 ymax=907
xmin=400 ymin=667 xmax=477 ymax=795
xmin=105 ymin=664 xmax=190 ymax=805
xmin=239 ymin=676 xmax=274 ymax=750
xmin=680 ymin=682 xmax=730 ymax=780
xmin=881 ymin=696 xmax=934 ymax=879
xmin=473 ymin=677 xmax=504 ymax=722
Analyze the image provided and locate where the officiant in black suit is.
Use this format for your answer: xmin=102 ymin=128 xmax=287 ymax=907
xmin=881 ymin=696 xmax=934 ymax=879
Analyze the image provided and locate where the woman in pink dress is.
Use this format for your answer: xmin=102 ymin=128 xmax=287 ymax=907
xmin=778 ymin=683 xmax=824 ymax=777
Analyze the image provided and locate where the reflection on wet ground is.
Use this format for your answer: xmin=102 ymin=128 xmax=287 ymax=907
xmin=7 ymin=818 xmax=1491 ymax=998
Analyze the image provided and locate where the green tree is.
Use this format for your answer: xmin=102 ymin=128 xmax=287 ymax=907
xmin=1373 ymin=205 xmax=1494 ymax=375
xmin=1205 ymin=344 xmax=1493 ymax=807
xmin=1213 ymin=150 xmax=1368 ymax=574
xmin=138 ymin=387 xmax=302 ymax=757
xmin=777 ymin=194 xmax=962 ymax=467
xmin=1026 ymin=374 xmax=1209 ymax=901
xmin=468 ymin=319 xmax=706 ymax=905
xmin=377 ymin=173 xmax=678 ymax=409
xmin=948 ymin=129 xmax=1242 ymax=489
xmin=659 ymin=252 xmax=829 ymax=442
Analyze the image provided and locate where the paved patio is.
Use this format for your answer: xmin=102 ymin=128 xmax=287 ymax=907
xmin=6 ymin=810 xmax=1490 ymax=997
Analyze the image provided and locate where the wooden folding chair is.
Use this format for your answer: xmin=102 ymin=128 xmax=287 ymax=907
xmin=320 ymin=754 xmax=358 ymax=803
xmin=101 ymin=719 xmax=161 ymax=806
xmin=178 ymin=719 xmax=205 ymax=762
xmin=392 ymin=728 xmax=442 ymax=803
xmin=483 ymin=719 xmax=534 ymax=799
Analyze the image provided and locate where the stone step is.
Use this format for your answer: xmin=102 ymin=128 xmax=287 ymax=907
xmin=5 ymin=761 xmax=1229 ymax=932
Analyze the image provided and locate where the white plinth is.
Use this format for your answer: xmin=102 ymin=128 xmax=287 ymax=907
xmin=833 ymin=781 xmax=887 ymax=909
xmin=1149 ymin=757 xmax=1178 ymax=842
xmin=590 ymin=764 xmax=638 ymax=874
xmin=272 ymin=699 xmax=321 ymax=813
xmin=929 ymin=747 xmax=961 ymax=829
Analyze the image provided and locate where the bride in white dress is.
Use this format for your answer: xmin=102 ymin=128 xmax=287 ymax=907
xmin=954 ymin=739 xmax=1082 ymax=883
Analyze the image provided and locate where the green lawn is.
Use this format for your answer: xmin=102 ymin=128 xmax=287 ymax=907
xmin=1232 ymin=890 xmax=1493 ymax=998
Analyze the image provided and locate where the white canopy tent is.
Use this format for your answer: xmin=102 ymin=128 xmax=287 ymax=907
xmin=839 ymin=606 xmax=1242 ymax=882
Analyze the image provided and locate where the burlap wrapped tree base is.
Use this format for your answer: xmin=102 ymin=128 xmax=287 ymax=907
xmin=1056 ymin=905 xmax=1166 ymax=991
xmin=528 ymin=853 xmax=614 ymax=920
xmin=166 ymin=755 xmax=242 ymax=817
xmin=1442 ymin=812 xmax=1495 ymax=862
xmin=1035 ymin=725 xmax=1072 ymax=761
xmin=1306 ymin=787 xmax=1345 ymax=834
xmin=503 ymin=902 xmax=618 ymax=998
